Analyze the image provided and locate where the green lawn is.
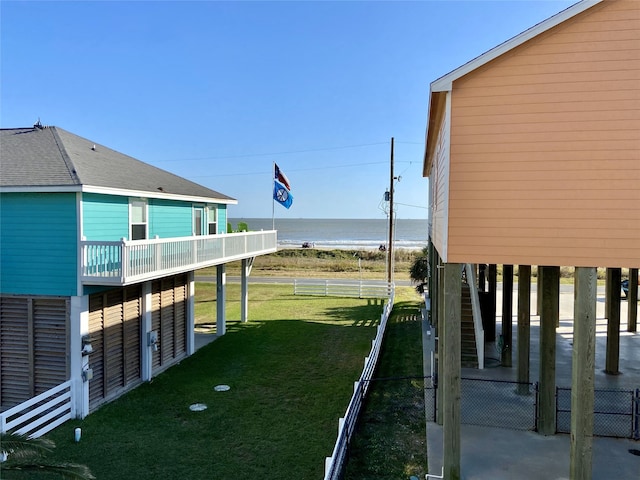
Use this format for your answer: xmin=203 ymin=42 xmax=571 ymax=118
xmin=38 ymin=284 xmax=388 ymax=480
xmin=343 ymin=300 xmax=428 ymax=479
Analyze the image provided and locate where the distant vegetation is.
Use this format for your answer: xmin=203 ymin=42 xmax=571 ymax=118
xmin=201 ymin=246 xmax=623 ymax=285
xmin=200 ymin=248 xmax=420 ymax=281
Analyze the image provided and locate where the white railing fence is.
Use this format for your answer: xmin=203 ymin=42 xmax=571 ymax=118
xmin=294 ymin=279 xmax=393 ymax=299
xmin=323 ymin=289 xmax=395 ymax=480
xmin=81 ymin=230 xmax=277 ymax=285
xmin=1 ymin=381 xmax=74 ymax=438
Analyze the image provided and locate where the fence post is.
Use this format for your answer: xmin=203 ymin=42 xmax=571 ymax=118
xmin=555 ymin=386 xmax=559 ymax=434
xmin=120 ymin=238 xmax=128 ymax=283
xmin=635 ymin=388 xmax=640 ymax=440
xmin=534 ymin=382 xmax=539 ymax=432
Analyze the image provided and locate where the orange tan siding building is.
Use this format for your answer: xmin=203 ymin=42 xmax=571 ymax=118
xmin=424 ymin=0 xmax=640 ymax=268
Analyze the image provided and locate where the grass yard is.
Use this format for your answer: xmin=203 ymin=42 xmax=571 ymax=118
xmin=39 ymin=284 xmax=385 ymax=480
xmin=343 ymin=299 xmax=428 ymax=479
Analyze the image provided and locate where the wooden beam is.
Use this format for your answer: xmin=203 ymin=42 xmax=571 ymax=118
xmin=539 ymin=265 xmax=559 ymax=435
xmin=628 ymin=268 xmax=638 ymax=332
xmin=501 ymin=265 xmax=513 ymax=367
xmin=442 ymin=262 xmax=461 ymax=480
xmin=570 ymin=267 xmax=596 ymax=480
xmin=517 ymin=265 xmax=531 ymax=394
xmin=605 ymin=268 xmax=621 ymax=375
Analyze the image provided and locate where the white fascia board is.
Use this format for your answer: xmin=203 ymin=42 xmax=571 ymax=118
xmin=0 ymin=184 xmax=238 ymax=205
xmin=431 ymin=0 xmax=602 ymax=92
xmin=82 ymin=186 xmax=239 ymax=205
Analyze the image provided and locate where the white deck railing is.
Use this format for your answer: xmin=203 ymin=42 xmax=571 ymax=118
xmin=0 ymin=381 xmax=74 ymax=438
xmin=81 ymin=230 xmax=277 ymax=285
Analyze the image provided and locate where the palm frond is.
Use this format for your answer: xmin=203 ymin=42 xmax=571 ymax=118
xmin=0 ymin=432 xmax=95 ymax=480
xmin=0 ymin=432 xmax=55 ymax=459
xmin=1 ymin=461 xmax=96 ymax=479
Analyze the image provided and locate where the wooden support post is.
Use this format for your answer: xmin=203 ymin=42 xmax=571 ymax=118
xmin=517 ymin=265 xmax=531 ymax=394
xmin=539 ymin=265 xmax=559 ymax=435
xmin=216 ymin=264 xmax=226 ymax=336
xmin=604 ymin=270 xmax=611 ymax=320
xmin=437 ymin=258 xmax=445 ymax=426
xmin=605 ymin=268 xmax=621 ymax=374
xmin=537 ymin=266 xmax=542 ymax=316
xmin=628 ymin=268 xmax=638 ymax=332
xmin=479 ymin=264 xmax=486 ymax=292
xmin=442 ymin=263 xmax=461 ymax=480
xmin=428 ymin=241 xmax=436 ymax=326
xmin=487 ymin=264 xmax=497 ymax=342
xmin=241 ymin=258 xmax=249 ymax=323
xmin=570 ymin=267 xmax=596 ymax=480
xmin=186 ymin=272 xmax=195 ymax=355
xmin=502 ymin=265 xmax=513 ymax=367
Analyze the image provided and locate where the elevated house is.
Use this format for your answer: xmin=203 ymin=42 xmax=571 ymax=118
xmin=0 ymin=125 xmax=277 ymax=429
xmin=423 ymin=0 xmax=638 ymax=477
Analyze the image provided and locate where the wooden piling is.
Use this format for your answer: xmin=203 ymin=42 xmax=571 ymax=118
xmin=517 ymin=265 xmax=531 ymax=394
xmin=570 ymin=267 xmax=596 ymax=480
xmin=442 ymin=262 xmax=461 ymax=480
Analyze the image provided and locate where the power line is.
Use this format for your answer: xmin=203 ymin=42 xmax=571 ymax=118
xmin=179 ymin=159 xmax=416 ymax=179
xmin=187 ymin=161 xmax=386 ymax=179
xmin=395 ymin=202 xmax=428 ymax=210
xmin=153 ymin=141 xmax=390 ymax=163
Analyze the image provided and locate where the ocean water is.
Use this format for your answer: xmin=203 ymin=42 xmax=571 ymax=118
xmin=230 ymin=218 xmax=428 ymax=250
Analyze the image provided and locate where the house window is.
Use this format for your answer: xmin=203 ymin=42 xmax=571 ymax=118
xmin=130 ymin=199 xmax=147 ymax=240
xmin=193 ymin=206 xmax=205 ymax=236
xmin=208 ymin=206 xmax=218 ymax=235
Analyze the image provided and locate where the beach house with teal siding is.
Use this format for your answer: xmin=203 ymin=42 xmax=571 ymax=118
xmin=0 ymin=125 xmax=277 ymax=428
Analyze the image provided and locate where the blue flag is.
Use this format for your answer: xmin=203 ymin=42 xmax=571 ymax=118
xmin=273 ymin=180 xmax=293 ymax=209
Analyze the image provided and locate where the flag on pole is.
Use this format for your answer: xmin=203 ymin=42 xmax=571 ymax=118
xmin=273 ymin=164 xmax=293 ymax=209
xmin=274 ymin=163 xmax=291 ymax=191
xmin=273 ymin=180 xmax=293 ymax=209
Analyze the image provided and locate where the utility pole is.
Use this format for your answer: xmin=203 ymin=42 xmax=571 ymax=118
xmin=387 ymin=137 xmax=394 ymax=284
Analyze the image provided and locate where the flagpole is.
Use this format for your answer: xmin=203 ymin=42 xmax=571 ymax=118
xmin=272 ymin=162 xmax=275 ymax=231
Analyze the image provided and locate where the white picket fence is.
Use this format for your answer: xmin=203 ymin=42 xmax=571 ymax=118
xmin=294 ymin=279 xmax=393 ymax=299
xmin=323 ymin=289 xmax=395 ymax=480
xmin=0 ymin=381 xmax=75 ymax=438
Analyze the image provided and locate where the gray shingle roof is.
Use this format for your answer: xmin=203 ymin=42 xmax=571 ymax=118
xmin=0 ymin=126 xmax=236 ymax=202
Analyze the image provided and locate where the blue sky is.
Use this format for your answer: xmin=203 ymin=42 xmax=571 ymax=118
xmin=1 ymin=0 xmax=576 ymax=219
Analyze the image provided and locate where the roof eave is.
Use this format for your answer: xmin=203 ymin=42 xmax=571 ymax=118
xmin=423 ymin=90 xmax=447 ymax=178
xmin=0 ymin=185 xmax=238 ymax=205
xmin=82 ymin=185 xmax=238 ymax=204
